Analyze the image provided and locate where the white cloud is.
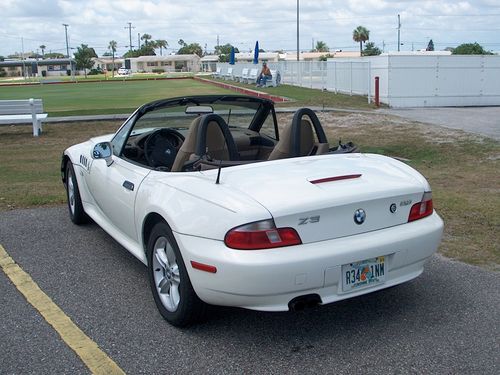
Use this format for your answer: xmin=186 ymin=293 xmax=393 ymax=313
xmin=1 ymin=0 xmax=499 ymax=56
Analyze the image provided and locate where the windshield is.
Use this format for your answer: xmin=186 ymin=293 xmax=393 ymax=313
xmin=132 ymin=102 xmax=260 ymax=135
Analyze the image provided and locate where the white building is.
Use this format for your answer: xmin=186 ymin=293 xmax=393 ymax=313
xmin=200 ymin=55 xmax=219 ymax=72
xmin=0 ymin=58 xmax=84 ymax=77
xmin=125 ymin=55 xmax=201 ymax=73
xmin=93 ymin=57 xmax=125 ymax=72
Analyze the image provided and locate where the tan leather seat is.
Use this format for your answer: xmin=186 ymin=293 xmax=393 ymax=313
xmin=171 ymin=115 xmax=238 ymax=172
xmin=268 ymin=120 xmax=314 ymax=160
xmin=268 ymin=108 xmax=330 ymax=160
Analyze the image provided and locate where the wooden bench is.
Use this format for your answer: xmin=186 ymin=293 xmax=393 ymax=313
xmin=0 ymin=99 xmax=48 ymax=136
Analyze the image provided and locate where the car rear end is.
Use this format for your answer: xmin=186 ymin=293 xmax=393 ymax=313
xmin=175 ymin=153 xmax=444 ymax=311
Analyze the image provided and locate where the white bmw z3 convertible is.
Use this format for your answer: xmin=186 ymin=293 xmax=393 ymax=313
xmin=61 ymin=95 xmax=444 ymax=326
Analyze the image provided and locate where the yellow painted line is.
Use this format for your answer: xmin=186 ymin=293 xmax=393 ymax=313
xmin=0 ymin=244 xmax=125 ymax=375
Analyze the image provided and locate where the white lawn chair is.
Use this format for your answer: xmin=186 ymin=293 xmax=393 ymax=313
xmin=265 ymin=70 xmax=281 ymax=87
xmin=224 ymin=67 xmax=234 ymax=80
xmin=233 ymin=67 xmax=243 ymax=82
xmin=218 ymin=66 xmax=227 ymax=79
xmin=240 ymin=68 xmax=249 ymax=83
xmin=212 ymin=67 xmax=221 ymax=78
xmin=247 ymin=68 xmax=258 ymax=84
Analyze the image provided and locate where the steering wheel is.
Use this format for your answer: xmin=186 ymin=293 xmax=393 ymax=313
xmin=144 ymin=128 xmax=185 ymax=169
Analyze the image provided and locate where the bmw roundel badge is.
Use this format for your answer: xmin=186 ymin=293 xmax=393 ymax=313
xmin=354 ymin=209 xmax=366 ymax=225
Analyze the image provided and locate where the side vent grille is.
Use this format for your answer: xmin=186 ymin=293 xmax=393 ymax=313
xmin=79 ymin=155 xmax=89 ymax=168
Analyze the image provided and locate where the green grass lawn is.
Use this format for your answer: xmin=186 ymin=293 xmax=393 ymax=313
xmin=0 ymin=77 xmax=376 ymax=117
xmin=208 ymin=78 xmax=376 ymax=110
xmin=0 ymin=79 xmax=233 ymax=116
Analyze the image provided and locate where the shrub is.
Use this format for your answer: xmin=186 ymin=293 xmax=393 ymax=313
xmin=152 ymin=68 xmax=165 ymax=74
xmin=88 ymin=67 xmax=103 ymax=75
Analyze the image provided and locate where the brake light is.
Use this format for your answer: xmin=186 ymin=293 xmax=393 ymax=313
xmin=224 ymin=219 xmax=302 ymax=250
xmin=408 ymin=192 xmax=433 ymax=222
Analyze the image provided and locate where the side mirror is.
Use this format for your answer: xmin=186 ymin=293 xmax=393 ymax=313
xmin=92 ymin=142 xmax=114 ymax=166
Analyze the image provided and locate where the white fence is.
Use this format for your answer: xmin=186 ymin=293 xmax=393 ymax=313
xmin=375 ymin=55 xmax=500 ymax=107
xmin=217 ymin=60 xmax=372 ymax=102
xmin=217 ymin=55 xmax=500 ymax=108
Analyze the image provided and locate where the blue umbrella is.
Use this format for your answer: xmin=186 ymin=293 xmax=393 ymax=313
xmin=253 ymin=41 xmax=259 ymax=64
xmin=229 ymin=46 xmax=235 ymax=65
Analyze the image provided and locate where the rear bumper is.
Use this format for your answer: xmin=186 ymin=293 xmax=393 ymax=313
xmin=175 ymin=212 xmax=444 ymax=311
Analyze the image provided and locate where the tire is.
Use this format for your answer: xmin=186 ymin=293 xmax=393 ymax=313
xmin=65 ymin=162 xmax=89 ymax=225
xmin=147 ymin=221 xmax=207 ymax=327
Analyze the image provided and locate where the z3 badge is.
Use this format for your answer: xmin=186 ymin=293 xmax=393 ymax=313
xmin=298 ymin=216 xmax=320 ymax=225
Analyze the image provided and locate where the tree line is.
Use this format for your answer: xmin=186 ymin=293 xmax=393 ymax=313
xmin=2 ymin=29 xmax=494 ymax=74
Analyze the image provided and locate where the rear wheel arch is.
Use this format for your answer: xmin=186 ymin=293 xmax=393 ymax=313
xmin=144 ymin=216 xmax=208 ymax=326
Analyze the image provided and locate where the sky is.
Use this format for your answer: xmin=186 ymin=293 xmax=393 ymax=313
xmin=1 ymin=0 xmax=499 ymax=57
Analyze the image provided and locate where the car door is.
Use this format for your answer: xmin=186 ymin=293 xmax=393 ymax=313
xmin=87 ymin=155 xmax=149 ymax=243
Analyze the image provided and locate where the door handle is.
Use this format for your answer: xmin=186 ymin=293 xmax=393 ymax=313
xmin=122 ymin=180 xmax=134 ymax=191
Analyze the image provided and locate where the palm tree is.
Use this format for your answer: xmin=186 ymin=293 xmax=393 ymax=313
xmin=39 ymin=45 xmax=46 ymax=59
xmin=108 ymin=40 xmax=117 ymax=77
xmin=353 ymin=26 xmax=370 ymax=56
xmin=314 ymin=41 xmax=329 ymax=52
xmin=156 ymin=39 xmax=168 ymax=56
xmin=141 ymin=34 xmax=152 ymax=46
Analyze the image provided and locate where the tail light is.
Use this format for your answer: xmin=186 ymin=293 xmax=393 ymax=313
xmin=408 ymin=192 xmax=433 ymax=222
xmin=224 ymin=219 xmax=302 ymax=250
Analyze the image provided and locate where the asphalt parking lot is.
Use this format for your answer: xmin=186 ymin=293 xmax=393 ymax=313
xmin=1 ymin=206 xmax=499 ymax=374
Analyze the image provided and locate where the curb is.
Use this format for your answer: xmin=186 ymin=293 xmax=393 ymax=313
xmin=194 ymin=77 xmax=290 ymax=103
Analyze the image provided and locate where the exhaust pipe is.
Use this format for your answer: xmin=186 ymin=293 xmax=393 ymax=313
xmin=288 ymin=294 xmax=321 ymax=312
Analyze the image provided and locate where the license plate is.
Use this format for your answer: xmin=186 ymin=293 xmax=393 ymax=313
xmin=342 ymin=256 xmax=386 ymax=292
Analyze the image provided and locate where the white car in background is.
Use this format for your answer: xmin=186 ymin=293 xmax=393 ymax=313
xmin=61 ymin=95 xmax=444 ymax=326
xmin=117 ymin=67 xmax=131 ymax=75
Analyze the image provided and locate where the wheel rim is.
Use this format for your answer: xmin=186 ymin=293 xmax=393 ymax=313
xmin=152 ymin=236 xmax=181 ymax=312
xmin=67 ymin=168 xmax=75 ymax=215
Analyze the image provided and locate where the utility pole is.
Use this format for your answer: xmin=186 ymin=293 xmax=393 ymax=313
xmin=382 ymin=40 xmax=386 ymax=53
xmin=397 ymin=14 xmax=401 ymax=52
xmin=217 ymin=35 xmax=219 ymax=52
xmin=125 ymin=22 xmax=135 ymax=51
xmin=312 ymin=38 xmax=314 ymax=51
xmin=138 ymin=33 xmax=141 ymax=49
xmin=21 ymin=37 xmax=26 ymax=79
xmin=296 ymin=0 xmax=300 ymax=61
xmin=63 ymin=23 xmax=70 ymax=57
xmin=62 ymin=23 xmax=73 ymax=79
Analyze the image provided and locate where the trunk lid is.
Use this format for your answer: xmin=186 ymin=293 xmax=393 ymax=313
xmin=217 ymin=153 xmax=429 ymax=243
